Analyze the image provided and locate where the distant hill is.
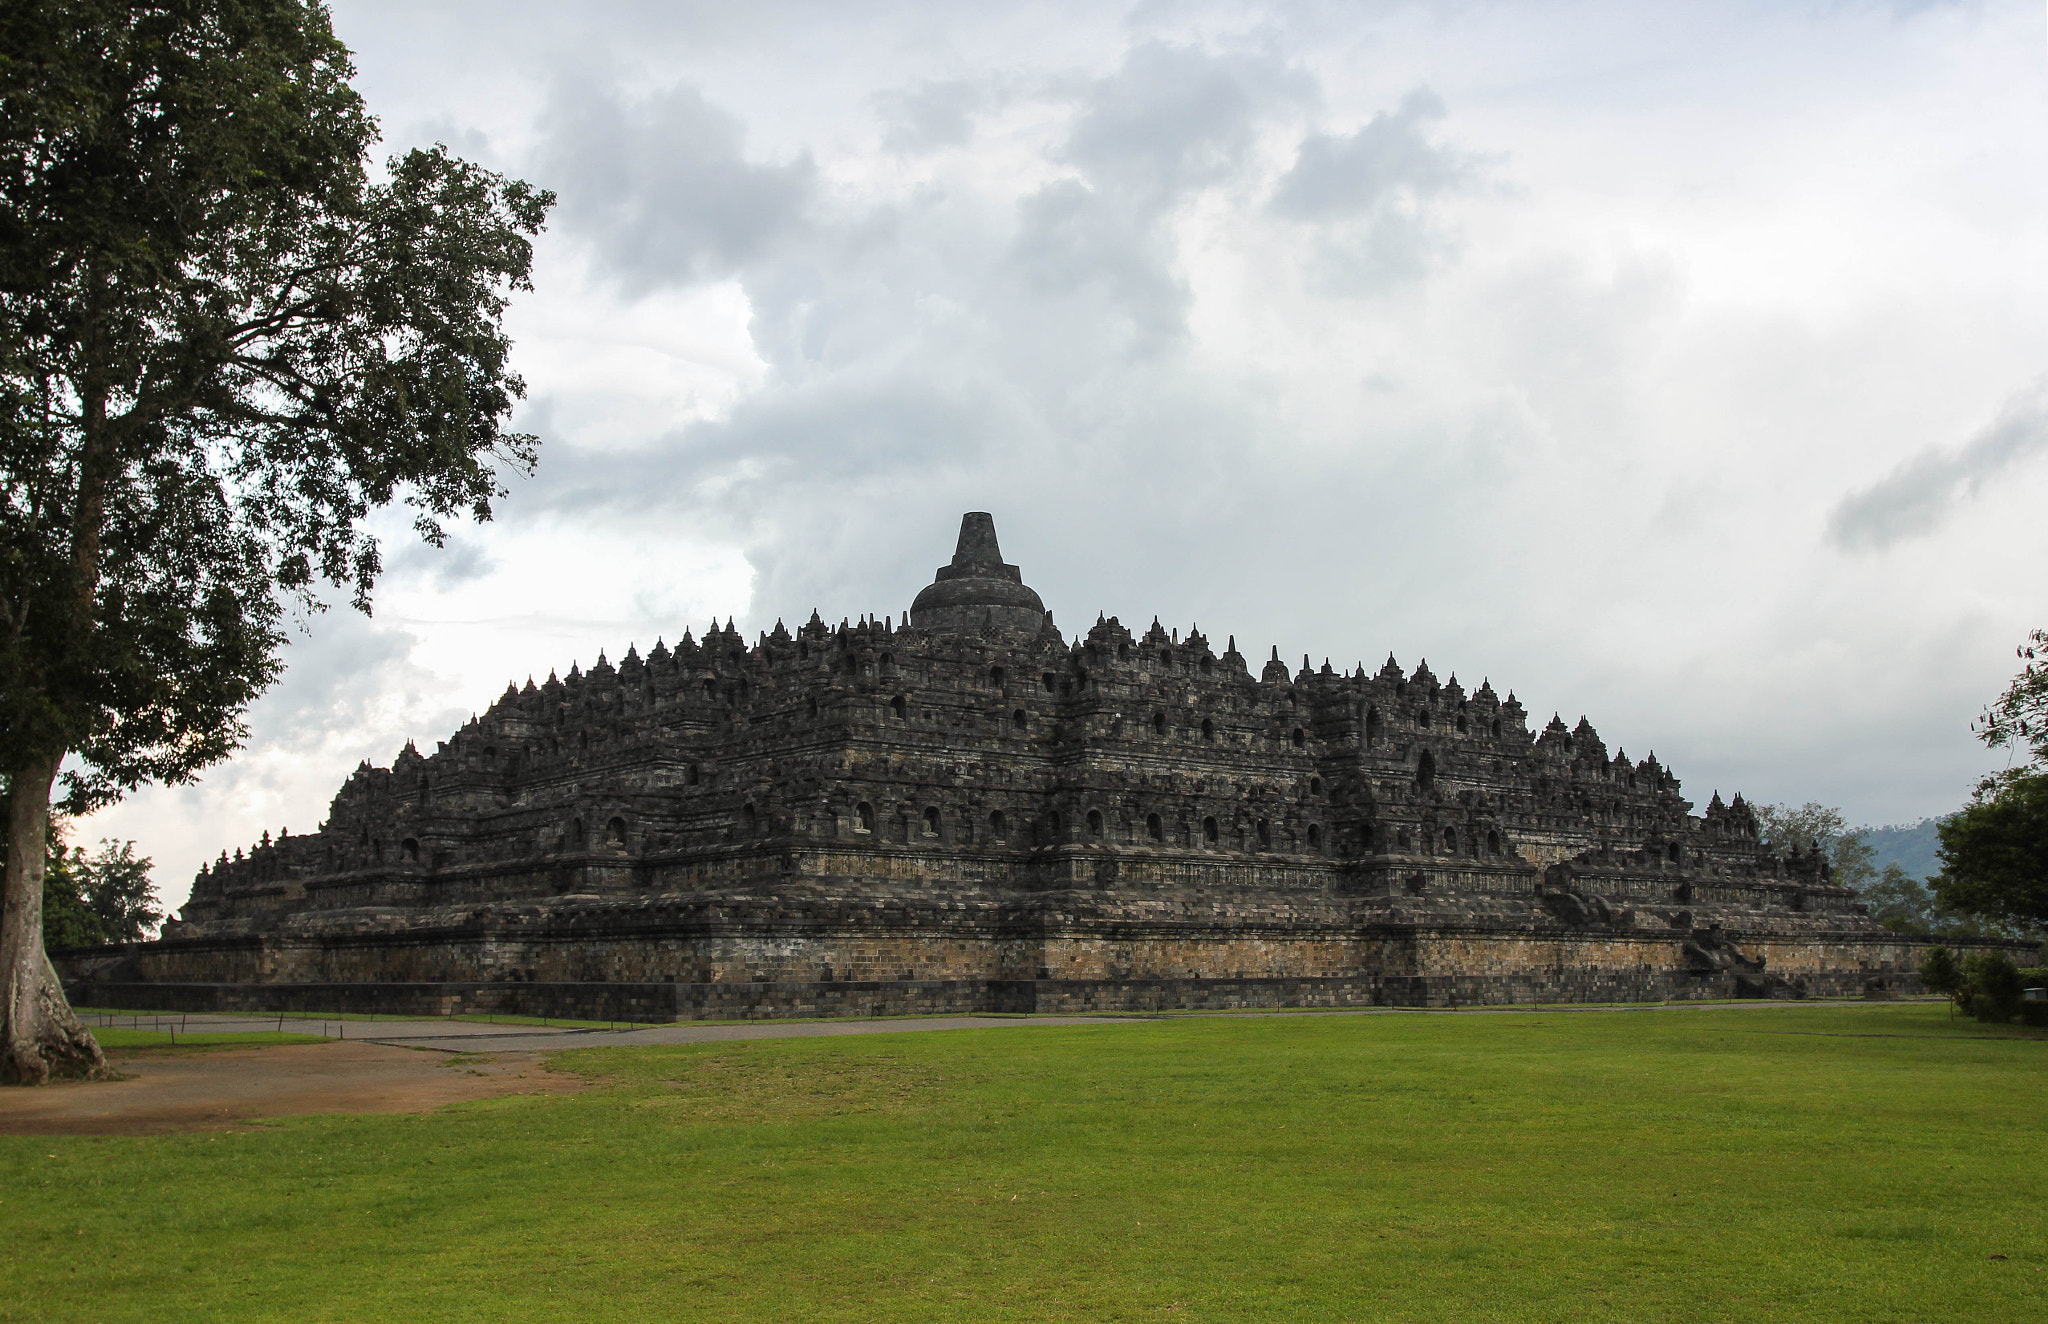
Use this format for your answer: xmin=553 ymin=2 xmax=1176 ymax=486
xmin=1862 ymin=819 xmax=1943 ymax=882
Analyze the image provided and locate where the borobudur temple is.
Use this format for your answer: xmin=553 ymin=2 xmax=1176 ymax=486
xmin=62 ymin=513 xmax=1940 ymax=1019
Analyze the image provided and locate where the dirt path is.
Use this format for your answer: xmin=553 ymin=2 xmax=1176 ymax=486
xmin=0 ymin=1041 xmax=582 ymax=1136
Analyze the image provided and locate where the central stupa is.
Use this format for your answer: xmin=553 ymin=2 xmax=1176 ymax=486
xmin=908 ymin=512 xmax=1048 ymax=638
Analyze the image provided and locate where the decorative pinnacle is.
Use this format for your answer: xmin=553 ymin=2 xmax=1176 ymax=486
xmin=950 ymin=511 xmax=1006 ymax=570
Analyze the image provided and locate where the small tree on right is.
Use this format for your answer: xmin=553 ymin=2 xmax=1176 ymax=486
xmin=1961 ymin=952 xmax=2024 ymax=1024
xmin=1918 ymin=945 xmax=1963 ymax=1019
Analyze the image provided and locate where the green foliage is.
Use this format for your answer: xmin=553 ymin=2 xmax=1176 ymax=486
xmin=1927 ymin=631 xmax=2048 ymax=933
xmin=1762 ymin=803 xmax=2025 ymax=938
xmin=57 ymin=835 xmax=158 ymax=943
xmin=1918 ymin=945 xmax=1963 ymax=1010
xmin=1921 ymin=947 xmax=2038 ymax=1024
xmin=6 ymin=809 xmax=158 ymax=950
xmin=0 ymin=0 xmax=554 ymax=811
xmin=1831 ymin=832 xmax=1876 ymax=889
xmin=1755 ymin=801 xmax=1875 ymax=886
xmin=1962 ymin=953 xmax=2024 ymax=1024
xmin=1862 ymin=863 xmax=1934 ymax=931
xmin=1924 ymin=950 xmax=2033 ymax=1025
xmin=39 ymin=857 xmax=103 ymax=948
xmin=1858 ymin=863 xmax=2018 ymax=938
xmin=1974 ymin=627 xmax=2048 ymax=770
xmin=1934 ymin=770 xmax=2048 ymax=929
xmin=2 ymin=1006 xmax=2044 ymax=1322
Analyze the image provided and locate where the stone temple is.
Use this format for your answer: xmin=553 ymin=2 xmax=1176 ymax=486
xmin=64 ymin=514 xmax=1932 ymax=1019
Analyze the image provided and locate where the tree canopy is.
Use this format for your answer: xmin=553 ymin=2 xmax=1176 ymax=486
xmin=1935 ymin=770 xmax=2048 ymax=928
xmin=1753 ymin=801 xmax=2021 ymax=937
xmin=35 ymin=824 xmax=157 ymax=950
xmin=0 ymin=0 xmax=552 ymax=1083
xmin=1931 ymin=630 xmax=2048 ymax=933
xmin=1973 ymin=629 xmax=2048 ymax=772
xmin=1754 ymin=801 xmax=1876 ymax=887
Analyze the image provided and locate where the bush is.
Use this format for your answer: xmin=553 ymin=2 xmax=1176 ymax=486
xmin=2021 ymin=1002 xmax=2048 ymax=1028
xmin=1963 ymin=953 xmax=2024 ymax=1024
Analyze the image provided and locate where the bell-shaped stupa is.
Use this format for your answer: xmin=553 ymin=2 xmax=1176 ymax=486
xmin=908 ymin=512 xmax=1046 ymax=638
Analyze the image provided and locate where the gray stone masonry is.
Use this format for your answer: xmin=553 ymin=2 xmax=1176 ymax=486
xmin=60 ymin=514 xmax=2033 ymax=1017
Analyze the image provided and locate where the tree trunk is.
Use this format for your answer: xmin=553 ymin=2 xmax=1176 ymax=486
xmin=1 ymin=754 xmax=109 ymax=1084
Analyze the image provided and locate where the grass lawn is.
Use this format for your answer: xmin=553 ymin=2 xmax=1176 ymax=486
xmin=4 ymin=1002 xmax=2043 ymax=1322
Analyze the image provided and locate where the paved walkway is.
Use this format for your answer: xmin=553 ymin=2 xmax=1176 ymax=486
xmin=79 ymin=998 xmax=1929 ymax=1054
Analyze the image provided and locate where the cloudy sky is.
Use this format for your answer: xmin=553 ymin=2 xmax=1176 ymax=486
xmin=88 ymin=0 xmax=2048 ymax=912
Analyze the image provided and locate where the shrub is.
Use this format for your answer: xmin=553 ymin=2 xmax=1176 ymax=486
xmin=1963 ymin=953 xmax=2024 ymax=1024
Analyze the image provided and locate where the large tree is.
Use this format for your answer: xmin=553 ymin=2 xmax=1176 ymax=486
xmin=0 ymin=1 xmax=552 ymax=1082
xmin=1934 ymin=771 xmax=2048 ymax=929
xmin=1933 ymin=630 xmax=2048 ymax=931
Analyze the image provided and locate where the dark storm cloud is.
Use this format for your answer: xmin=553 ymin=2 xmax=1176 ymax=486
xmin=535 ymin=78 xmax=814 ymax=285
xmin=1827 ymin=378 xmax=2048 ymax=552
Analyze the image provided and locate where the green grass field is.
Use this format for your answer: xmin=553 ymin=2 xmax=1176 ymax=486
xmin=4 ymin=1003 xmax=2043 ymax=1323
